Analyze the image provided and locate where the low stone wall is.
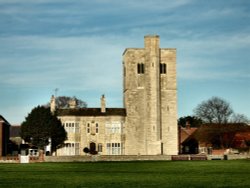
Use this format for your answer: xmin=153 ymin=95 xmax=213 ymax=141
xmin=226 ymin=154 xmax=250 ymax=160
xmin=45 ymin=154 xmax=250 ymax=162
xmin=2 ymin=154 xmax=249 ymax=163
xmin=44 ymin=155 xmax=172 ymax=162
xmin=207 ymin=154 xmax=250 ymax=160
xmin=207 ymin=155 xmax=224 ymax=160
xmin=0 ymin=155 xmax=44 ymax=163
xmin=172 ymin=155 xmax=207 ymax=161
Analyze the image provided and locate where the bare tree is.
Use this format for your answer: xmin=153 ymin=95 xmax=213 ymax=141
xmin=44 ymin=96 xmax=87 ymax=109
xmin=231 ymin=113 xmax=249 ymax=124
xmin=56 ymin=96 xmax=87 ymax=108
xmin=194 ymin=97 xmax=233 ymax=124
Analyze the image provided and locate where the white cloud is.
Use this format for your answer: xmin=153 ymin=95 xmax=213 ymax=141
xmin=1 ymin=0 xmax=250 ymax=123
xmin=0 ymin=35 xmax=127 ymax=92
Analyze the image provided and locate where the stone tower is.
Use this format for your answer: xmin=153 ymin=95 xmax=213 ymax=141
xmin=123 ymin=35 xmax=178 ymax=155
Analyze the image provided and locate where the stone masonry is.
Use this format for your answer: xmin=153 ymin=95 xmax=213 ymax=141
xmin=52 ymin=35 xmax=178 ymax=156
xmin=123 ymin=35 xmax=178 ymax=155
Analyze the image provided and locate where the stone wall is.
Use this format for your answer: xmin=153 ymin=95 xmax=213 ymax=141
xmin=45 ymin=155 xmax=172 ymax=162
xmin=123 ymin=35 xmax=178 ymax=155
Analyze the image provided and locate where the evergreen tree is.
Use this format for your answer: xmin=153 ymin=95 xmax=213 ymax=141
xmin=178 ymin=116 xmax=203 ymax=128
xmin=21 ymin=106 xmax=67 ymax=153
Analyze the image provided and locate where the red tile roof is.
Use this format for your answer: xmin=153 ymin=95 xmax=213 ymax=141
xmin=180 ymin=127 xmax=198 ymax=143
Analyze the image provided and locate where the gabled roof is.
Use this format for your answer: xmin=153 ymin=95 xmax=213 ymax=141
xmin=57 ymin=108 xmax=126 ymax=117
xmin=180 ymin=127 xmax=198 ymax=144
xmin=0 ymin=115 xmax=11 ymax=126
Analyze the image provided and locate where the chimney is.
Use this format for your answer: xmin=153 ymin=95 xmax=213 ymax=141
xmin=186 ymin=121 xmax=191 ymax=129
xmin=101 ymin=95 xmax=106 ymax=113
xmin=50 ymin=95 xmax=56 ymax=114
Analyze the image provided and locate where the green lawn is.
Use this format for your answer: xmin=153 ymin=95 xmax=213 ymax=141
xmin=0 ymin=160 xmax=250 ymax=188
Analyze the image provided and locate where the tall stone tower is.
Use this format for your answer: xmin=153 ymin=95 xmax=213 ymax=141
xmin=123 ymin=35 xmax=178 ymax=155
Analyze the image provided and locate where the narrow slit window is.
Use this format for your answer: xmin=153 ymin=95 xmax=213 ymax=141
xmin=141 ymin=64 xmax=144 ymax=74
xmin=137 ymin=63 xmax=144 ymax=74
xmin=160 ymin=63 xmax=167 ymax=74
xmin=137 ymin=63 xmax=141 ymax=74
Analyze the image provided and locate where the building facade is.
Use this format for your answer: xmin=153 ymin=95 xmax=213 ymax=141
xmin=53 ymin=35 xmax=178 ymax=156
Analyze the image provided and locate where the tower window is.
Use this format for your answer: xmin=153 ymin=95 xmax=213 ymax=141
xmin=160 ymin=63 xmax=167 ymax=74
xmin=137 ymin=63 xmax=144 ymax=74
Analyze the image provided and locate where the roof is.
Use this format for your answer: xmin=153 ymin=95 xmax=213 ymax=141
xmin=0 ymin=115 xmax=11 ymax=126
xmin=180 ymin=127 xmax=198 ymax=144
xmin=57 ymin=108 xmax=126 ymax=117
xmin=231 ymin=132 xmax=250 ymax=148
xmin=234 ymin=132 xmax=250 ymax=140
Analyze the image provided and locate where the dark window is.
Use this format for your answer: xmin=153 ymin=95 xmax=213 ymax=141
xmin=98 ymin=144 xmax=102 ymax=152
xmin=90 ymin=142 xmax=96 ymax=154
xmin=137 ymin=63 xmax=144 ymax=74
xmin=96 ymin=123 xmax=99 ymax=133
xmin=87 ymin=123 xmax=90 ymax=133
xmin=160 ymin=63 xmax=167 ymax=74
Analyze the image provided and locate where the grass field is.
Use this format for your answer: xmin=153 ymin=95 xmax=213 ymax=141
xmin=0 ymin=160 xmax=250 ymax=188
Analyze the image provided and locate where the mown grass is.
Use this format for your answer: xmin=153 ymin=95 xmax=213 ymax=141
xmin=0 ymin=160 xmax=250 ymax=188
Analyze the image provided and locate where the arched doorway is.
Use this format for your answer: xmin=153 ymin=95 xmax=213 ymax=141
xmin=89 ymin=142 xmax=97 ymax=154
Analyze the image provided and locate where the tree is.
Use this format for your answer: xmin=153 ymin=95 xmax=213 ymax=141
xmin=45 ymin=96 xmax=87 ymax=109
xmin=178 ymin=116 xmax=203 ymax=128
xmin=21 ymin=106 xmax=67 ymax=153
xmin=56 ymin=96 xmax=87 ymax=109
xmin=194 ymin=97 xmax=233 ymax=124
xmin=231 ymin=113 xmax=249 ymax=124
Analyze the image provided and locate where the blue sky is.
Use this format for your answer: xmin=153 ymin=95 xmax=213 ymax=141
xmin=0 ymin=0 xmax=249 ymax=124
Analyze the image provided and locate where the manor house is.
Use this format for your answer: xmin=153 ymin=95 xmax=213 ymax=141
xmin=51 ymin=35 xmax=178 ymax=156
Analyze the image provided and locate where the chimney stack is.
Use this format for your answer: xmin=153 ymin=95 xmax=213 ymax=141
xmin=50 ymin=95 xmax=56 ymax=114
xmin=101 ymin=95 xmax=106 ymax=113
xmin=186 ymin=121 xmax=191 ymax=129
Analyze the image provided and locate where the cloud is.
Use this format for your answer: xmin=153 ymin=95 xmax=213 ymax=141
xmin=0 ymin=0 xmax=196 ymax=37
xmin=1 ymin=0 xmax=250 ymax=123
xmin=0 ymin=35 xmax=127 ymax=92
